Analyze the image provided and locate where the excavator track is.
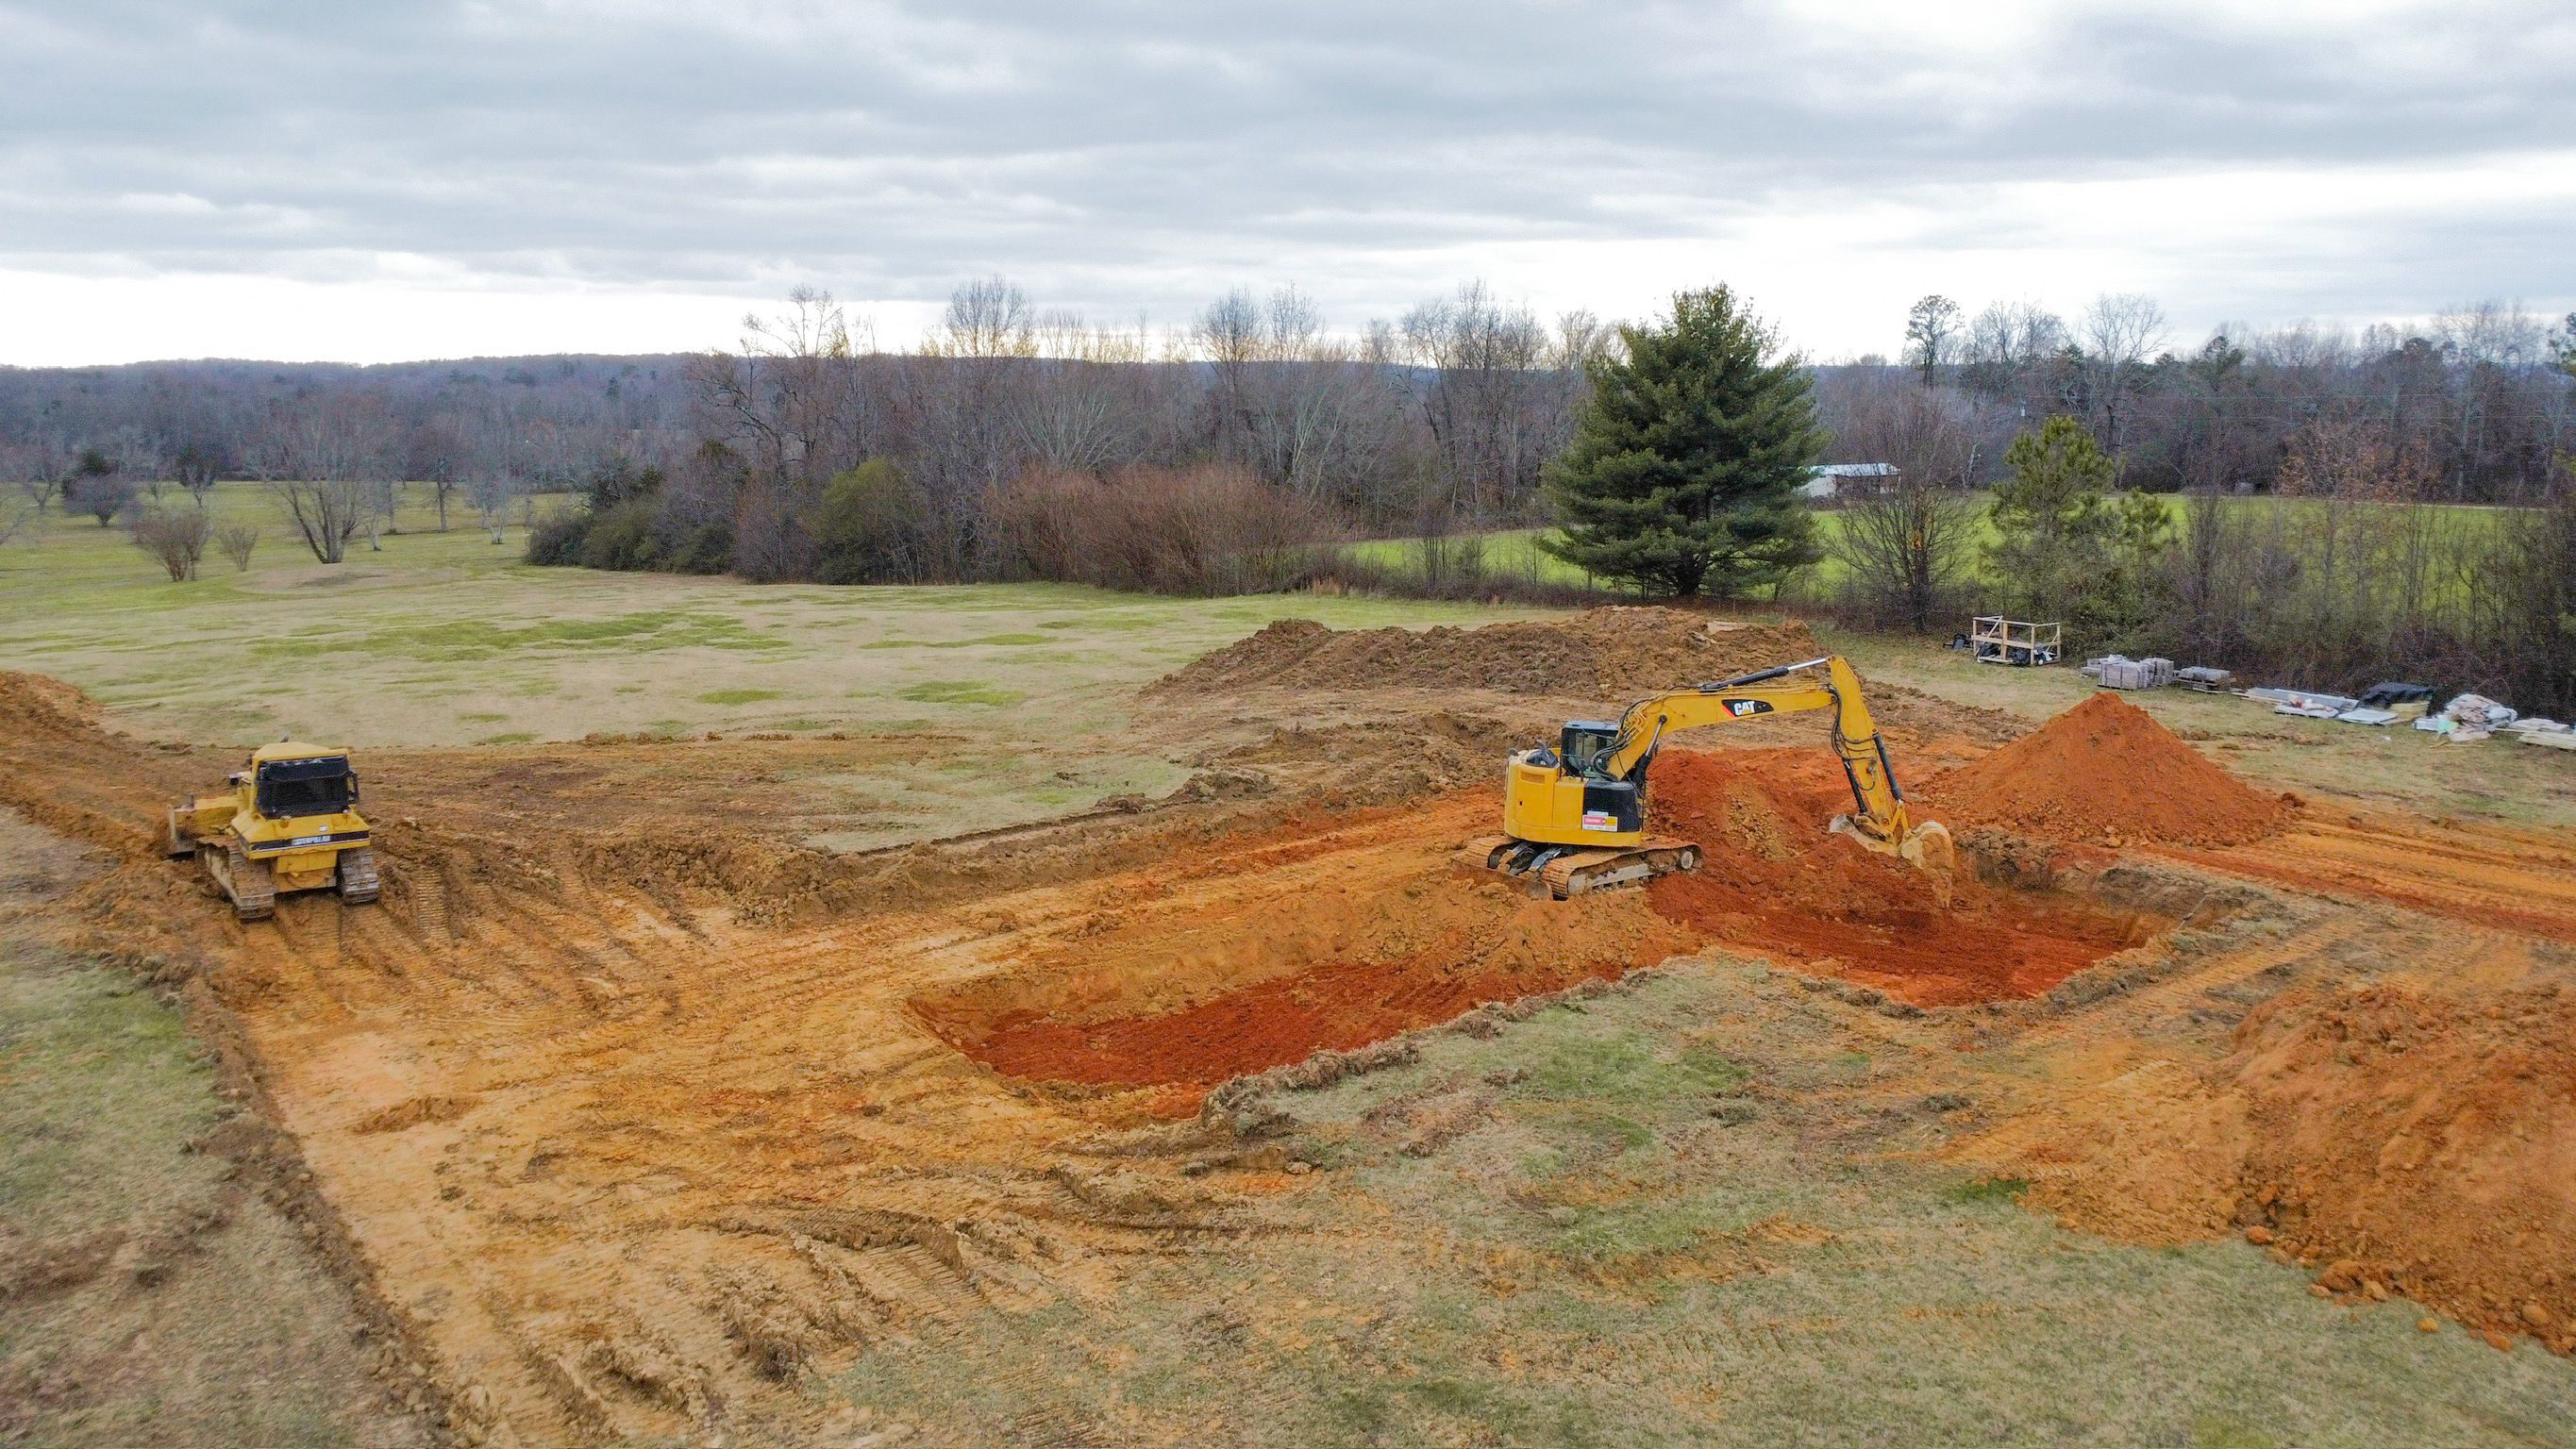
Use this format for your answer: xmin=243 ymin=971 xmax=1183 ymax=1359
xmin=1457 ymin=834 xmax=1703 ymax=899
xmin=337 ymin=846 xmax=381 ymax=905
xmin=204 ymin=838 xmax=276 ymax=921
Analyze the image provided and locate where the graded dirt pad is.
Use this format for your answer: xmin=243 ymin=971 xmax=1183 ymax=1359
xmin=1922 ymin=691 xmax=2296 ymax=848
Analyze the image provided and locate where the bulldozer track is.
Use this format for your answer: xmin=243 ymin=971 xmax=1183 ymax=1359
xmin=205 ymin=838 xmax=275 ymax=921
xmin=336 ymin=845 xmax=380 ymax=906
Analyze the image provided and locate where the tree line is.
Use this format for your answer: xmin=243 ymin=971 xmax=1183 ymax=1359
xmin=2 ymin=279 xmax=2569 ymax=709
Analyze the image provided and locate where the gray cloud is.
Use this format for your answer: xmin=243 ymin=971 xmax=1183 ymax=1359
xmin=3 ymin=0 xmax=2571 ymax=354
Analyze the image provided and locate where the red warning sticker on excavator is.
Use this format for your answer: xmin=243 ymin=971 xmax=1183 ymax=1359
xmin=1581 ymin=810 xmax=1616 ymax=831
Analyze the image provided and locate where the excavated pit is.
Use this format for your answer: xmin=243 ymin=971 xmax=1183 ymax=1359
xmin=915 ymin=746 xmax=2174 ymax=1110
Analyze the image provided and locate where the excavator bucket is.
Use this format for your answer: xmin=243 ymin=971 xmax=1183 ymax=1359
xmin=1829 ymin=815 xmax=1956 ymax=877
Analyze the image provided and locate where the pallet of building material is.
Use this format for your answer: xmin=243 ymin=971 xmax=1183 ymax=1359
xmin=2094 ymin=655 xmax=2176 ymax=691
xmin=2249 ymin=687 xmax=2359 ymax=718
xmin=2333 ymin=708 xmax=2398 ymax=725
xmin=2175 ymin=666 xmax=2234 ymax=692
xmin=2521 ymin=730 xmax=2576 ymax=751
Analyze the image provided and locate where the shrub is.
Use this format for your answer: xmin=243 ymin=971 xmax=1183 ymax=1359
xmin=985 ymin=463 xmax=1344 ymax=596
xmin=213 ymin=521 xmax=262 ymax=571
xmin=128 ymin=506 xmax=210 ymax=581
xmin=577 ymin=494 xmax=661 ymax=571
xmin=523 ymin=508 xmax=592 ymax=566
xmin=813 ymin=460 xmax=932 ymax=583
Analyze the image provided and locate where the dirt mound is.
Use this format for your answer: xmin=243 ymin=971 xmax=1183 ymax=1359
xmin=1639 ymin=749 xmax=2160 ymax=1007
xmin=1923 ymin=693 xmax=2293 ymax=848
xmin=1980 ymin=978 xmax=2576 ymax=1354
xmin=1156 ymin=608 xmax=1824 ymax=700
xmin=2233 ymin=982 xmax=2576 ymax=1350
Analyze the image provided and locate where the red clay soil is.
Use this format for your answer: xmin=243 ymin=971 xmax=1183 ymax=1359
xmin=1921 ymin=692 xmax=2294 ymax=848
xmin=1640 ymin=748 xmax=2157 ymax=1007
xmin=950 ymin=949 xmax=1635 ymax=1109
xmin=935 ymin=746 xmax=2162 ymax=1108
xmin=2231 ymin=981 xmax=2576 ymax=1353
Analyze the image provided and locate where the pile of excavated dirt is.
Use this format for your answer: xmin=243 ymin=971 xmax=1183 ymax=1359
xmin=1975 ymin=978 xmax=2576 ymax=1355
xmin=1923 ymin=693 xmax=2294 ymax=848
xmin=1155 ymin=608 xmax=1824 ymax=700
xmin=2232 ymin=982 xmax=2576 ymax=1353
xmin=1639 ymin=748 xmax=2159 ymax=1007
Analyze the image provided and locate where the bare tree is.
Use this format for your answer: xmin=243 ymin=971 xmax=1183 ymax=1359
xmin=71 ymin=452 xmax=138 ymax=526
xmin=213 ymin=520 xmax=262 ymax=571
xmin=1401 ymin=281 xmax=1555 ymax=523
xmin=172 ymin=442 xmax=219 ymax=507
xmin=105 ymin=425 xmax=168 ymax=502
xmin=1 ymin=434 xmax=72 ymax=513
xmin=1902 ymin=294 xmax=1963 ymax=389
xmin=2080 ymin=292 xmax=2168 ymax=458
xmin=1825 ymin=378 xmax=1985 ymax=630
xmin=407 ymin=416 xmax=466 ymax=529
xmin=258 ymin=395 xmax=393 ymax=563
xmin=128 ymin=506 xmax=210 ymax=580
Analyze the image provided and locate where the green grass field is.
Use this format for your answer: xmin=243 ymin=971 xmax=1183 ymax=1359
xmin=1347 ymin=494 xmax=2521 ymax=595
xmin=0 ymin=482 xmax=1558 ymax=848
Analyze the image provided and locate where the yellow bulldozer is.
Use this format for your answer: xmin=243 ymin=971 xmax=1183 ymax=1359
xmin=166 ymin=741 xmax=378 ymax=921
xmin=1461 ymin=655 xmax=1952 ymax=896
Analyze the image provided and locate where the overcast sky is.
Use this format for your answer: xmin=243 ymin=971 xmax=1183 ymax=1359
xmin=4 ymin=0 xmax=2571 ymax=366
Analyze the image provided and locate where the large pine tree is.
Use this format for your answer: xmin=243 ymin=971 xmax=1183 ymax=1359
xmin=1543 ymin=286 xmax=1826 ymax=598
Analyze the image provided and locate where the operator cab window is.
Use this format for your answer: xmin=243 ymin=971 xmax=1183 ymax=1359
xmin=258 ymin=758 xmax=357 ymax=818
xmin=1559 ymin=722 xmax=1619 ymax=777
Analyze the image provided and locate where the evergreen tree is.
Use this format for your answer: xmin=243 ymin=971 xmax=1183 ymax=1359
xmin=1987 ymin=414 xmax=2171 ymax=645
xmin=1543 ymin=286 xmax=1825 ymax=598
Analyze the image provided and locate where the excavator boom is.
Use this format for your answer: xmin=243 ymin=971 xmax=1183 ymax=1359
xmin=1460 ymin=654 xmax=1951 ymax=896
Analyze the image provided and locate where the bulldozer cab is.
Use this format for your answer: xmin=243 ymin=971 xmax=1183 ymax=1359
xmin=253 ymin=754 xmax=358 ymax=821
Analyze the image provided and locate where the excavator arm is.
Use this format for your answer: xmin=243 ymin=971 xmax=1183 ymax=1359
xmin=1465 ymin=652 xmax=1950 ymax=896
xmin=1597 ymin=655 xmax=1914 ymax=847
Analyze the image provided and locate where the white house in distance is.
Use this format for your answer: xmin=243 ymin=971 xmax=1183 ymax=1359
xmin=1798 ymin=462 xmax=1899 ymax=500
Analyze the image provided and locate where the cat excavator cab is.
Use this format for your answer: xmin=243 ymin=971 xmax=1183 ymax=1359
xmin=1459 ymin=655 xmax=1952 ymax=897
xmin=166 ymin=741 xmax=378 ymax=921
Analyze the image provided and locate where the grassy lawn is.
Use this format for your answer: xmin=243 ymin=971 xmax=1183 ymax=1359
xmin=0 ymin=818 xmax=405 ymax=1448
xmin=0 ymin=481 xmax=1560 ymax=848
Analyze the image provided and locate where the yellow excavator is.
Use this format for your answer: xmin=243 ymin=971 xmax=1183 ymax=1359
xmin=166 ymin=741 xmax=378 ymax=921
xmin=1460 ymin=655 xmax=1952 ymax=896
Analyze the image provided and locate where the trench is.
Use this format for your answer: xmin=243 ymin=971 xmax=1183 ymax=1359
xmin=914 ymin=747 xmax=2171 ymax=1110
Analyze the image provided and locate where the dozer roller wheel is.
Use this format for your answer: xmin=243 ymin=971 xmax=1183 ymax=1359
xmin=204 ymin=839 xmax=276 ymax=922
xmin=337 ymin=847 xmax=380 ymax=905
